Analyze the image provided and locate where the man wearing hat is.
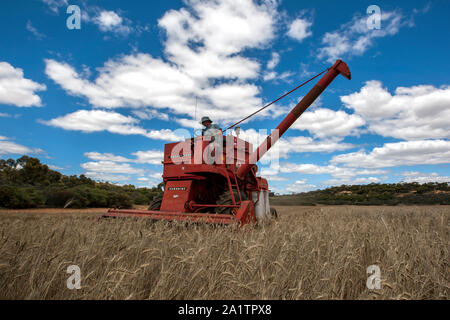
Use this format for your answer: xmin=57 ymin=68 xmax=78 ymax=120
xmin=200 ymin=116 xmax=222 ymax=136
xmin=200 ymin=116 xmax=222 ymax=164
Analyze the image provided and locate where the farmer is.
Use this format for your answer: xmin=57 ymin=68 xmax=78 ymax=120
xmin=200 ymin=116 xmax=223 ymax=164
xmin=200 ymin=116 xmax=222 ymax=136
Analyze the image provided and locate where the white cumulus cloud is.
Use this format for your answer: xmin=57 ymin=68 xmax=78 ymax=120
xmin=0 ymin=136 xmax=43 ymax=155
xmin=291 ymin=108 xmax=365 ymax=139
xmin=341 ymin=80 xmax=450 ymax=140
xmin=287 ymin=18 xmax=312 ymax=42
xmin=331 ymin=140 xmax=450 ymax=168
xmin=0 ymin=62 xmax=46 ymax=107
xmin=132 ymin=150 xmax=164 ymax=165
xmin=267 ymin=52 xmax=280 ymax=70
xmin=401 ymin=171 xmax=449 ymax=184
xmin=285 ymin=179 xmax=316 ymax=193
xmin=41 ymin=109 xmax=183 ymax=141
xmin=84 ymin=150 xmax=164 ymax=165
xmin=44 ymin=0 xmax=281 ymax=127
xmin=92 ymin=10 xmax=132 ymax=36
xmin=318 ymin=10 xmax=406 ymax=62
xmin=40 ymin=0 xmax=68 ymax=13
xmin=81 ymin=160 xmax=144 ymax=175
xmin=84 ymin=152 xmax=131 ymax=163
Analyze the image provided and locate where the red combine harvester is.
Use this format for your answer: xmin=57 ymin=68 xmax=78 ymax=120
xmin=103 ymin=60 xmax=351 ymax=225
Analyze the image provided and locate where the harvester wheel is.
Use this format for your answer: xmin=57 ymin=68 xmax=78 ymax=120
xmin=148 ymin=193 xmax=163 ymax=210
xmin=214 ymin=190 xmax=247 ymax=214
xmin=270 ymin=207 xmax=278 ymax=220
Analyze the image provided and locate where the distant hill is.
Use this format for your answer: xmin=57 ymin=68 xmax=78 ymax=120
xmin=0 ymin=156 xmax=162 ymax=209
xmin=270 ymin=182 xmax=450 ymax=206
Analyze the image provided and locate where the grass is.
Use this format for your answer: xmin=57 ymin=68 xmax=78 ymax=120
xmin=0 ymin=206 xmax=448 ymax=299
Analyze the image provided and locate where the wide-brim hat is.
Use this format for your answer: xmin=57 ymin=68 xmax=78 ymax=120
xmin=200 ymin=116 xmax=212 ymax=124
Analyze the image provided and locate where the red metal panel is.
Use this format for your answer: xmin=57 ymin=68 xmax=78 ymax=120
xmin=183 ymin=164 xmax=229 ymax=177
xmin=257 ymin=177 xmax=269 ymax=190
xmin=235 ymin=200 xmax=255 ymax=225
xmin=160 ymin=180 xmax=194 ymax=212
xmin=164 ymin=141 xmax=192 ymax=164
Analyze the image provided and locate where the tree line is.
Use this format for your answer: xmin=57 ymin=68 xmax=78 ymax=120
xmin=1 ymin=156 xmax=449 ymax=209
xmin=270 ymin=181 xmax=450 ymax=206
xmin=0 ymin=156 xmax=162 ymax=209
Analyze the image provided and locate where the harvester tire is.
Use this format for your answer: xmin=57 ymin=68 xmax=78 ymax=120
xmin=214 ymin=190 xmax=248 ymax=214
xmin=148 ymin=193 xmax=163 ymax=210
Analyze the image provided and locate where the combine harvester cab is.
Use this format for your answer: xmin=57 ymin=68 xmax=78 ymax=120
xmin=103 ymin=60 xmax=351 ymax=225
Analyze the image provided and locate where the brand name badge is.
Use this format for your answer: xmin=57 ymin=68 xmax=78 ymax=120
xmin=169 ymin=154 xmax=191 ymax=159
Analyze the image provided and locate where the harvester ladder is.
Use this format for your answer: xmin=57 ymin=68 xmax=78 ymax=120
xmin=226 ymin=173 xmax=242 ymax=205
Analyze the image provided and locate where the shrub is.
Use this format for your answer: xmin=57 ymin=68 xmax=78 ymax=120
xmin=0 ymin=186 xmax=45 ymax=208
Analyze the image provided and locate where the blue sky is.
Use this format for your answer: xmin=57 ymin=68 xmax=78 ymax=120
xmin=0 ymin=0 xmax=449 ymax=193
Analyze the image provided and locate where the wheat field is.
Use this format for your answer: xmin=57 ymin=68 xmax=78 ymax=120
xmin=0 ymin=206 xmax=448 ymax=300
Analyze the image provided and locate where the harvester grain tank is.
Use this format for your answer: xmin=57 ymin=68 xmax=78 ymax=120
xmin=103 ymin=60 xmax=351 ymax=225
